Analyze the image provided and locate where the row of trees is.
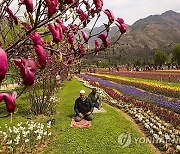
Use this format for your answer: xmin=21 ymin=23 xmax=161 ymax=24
xmin=153 ymin=43 xmax=180 ymax=67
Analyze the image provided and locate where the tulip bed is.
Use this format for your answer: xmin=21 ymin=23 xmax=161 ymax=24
xmin=96 ymin=70 xmax=180 ymax=83
xmin=77 ymin=76 xmax=180 ymax=153
xmin=89 ymin=73 xmax=180 ymax=98
xmin=80 ymin=74 xmax=180 ymax=114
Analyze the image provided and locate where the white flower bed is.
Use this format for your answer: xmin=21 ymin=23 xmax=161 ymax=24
xmin=0 ymin=121 xmax=51 ymax=153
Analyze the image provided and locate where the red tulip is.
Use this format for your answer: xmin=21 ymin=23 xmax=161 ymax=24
xmin=0 ymin=93 xmax=16 ymax=113
xmin=93 ymin=0 xmax=103 ymax=12
xmin=98 ymin=33 xmax=109 ymax=47
xmin=115 ymin=18 xmax=127 ymax=33
xmin=44 ymin=0 xmax=58 ymax=18
xmin=14 ymin=58 xmax=36 ymax=86
xmin=104 ymin=9 xmax=114 ymax=23
xmin=29 ymin=32 xmax=43 ymax=46
xmin=94 ymin=40 xmax=100 ymax=51
xmin=48 ymin=23 xmax=63 ymax=43
xmin=5 ymin=7 xmax=18 ymax=25
xmin=81 ymin=31 xmax=88 ymax=42
xmin=34 ymin=45 xmax=47 ymax=68
xmin=0 ymin=48 xmax=8 ymax=81
xmin=68 ymin=33 xmax=74 ymax=44
xmin=19 ymin=0 xmax=33 ymax=13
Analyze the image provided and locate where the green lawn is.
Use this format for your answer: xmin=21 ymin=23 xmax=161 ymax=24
xmin=0 ymin=79 xmax=157 ymax=154
xmin=43 ymin=79 xmax=156 ymax=154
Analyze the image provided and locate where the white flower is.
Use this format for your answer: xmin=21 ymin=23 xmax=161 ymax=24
xmin=19 ymin=126 xmax=25 ymax=131
xmin=47 ymin=123 xmax=51 ymax=129
xmin=16 ymin=134 xmax=20 ymax=140
xmin=6 ymin=140 xmax=12 ymax=145
xmin=8 ymin=127 xmax=12 ymax=133
xmin=44 ymin=131 xmax=47 ymax=136
xmin=15 ymin=139 xmax=19 ymax=145
xmin=25 ymin=139 xmax=29 ymax=143
xmin=39 ymin=130 xmax=44 ymax=135
xmin=4 ymin=135 xmax=8 ymax=141
xmin=37 ymin=135 xmax=42 ymax=140
xmin=13 ymin=126 xmax=19 ymax=134
xmin=41 ymin=124 xmax=44 ymax=129
xmin=48 ymin=132 xmax=51 ymax=136
xmin=28 ymin=124 xmax=34 ymax=131
xmin=17 ymin=122 xmax=22 ymax=127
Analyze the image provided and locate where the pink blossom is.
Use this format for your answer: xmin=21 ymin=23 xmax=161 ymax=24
xmin=48 ymin=23 xmax=63 ymax=43
xmin=115 ymin=18 xmax=127 ymax=33
xmin=98 ymin=33 xmax=109 ymax=47
xmin=0 ymin=48 xmax=8 ymax=81
xmin=76 ymin=9 xmax=87 ymax=21
xmin=78 ymin=44 xmax=86 ymax=55
xmin=103 ymin=9 xmax=114 ymax=23
xmin=5 ymin=7 xmax=18 ymax=25
xmin=19 ymin=0 xmax=33 ymax=13
xmin=44 ymin=0 xmax=58 ymax=18
xmin=69 ymin=24 xmax=78 ymax=32
xmin=14 ymin=58 xmax=36 ymax=86
xmin=76 ymin=9 xmax=90 ymax=27
xmin=0 ymin=93 xmax=16 ymax=113
xmin=81 ymin=31 xmax=88 ymax=42
xmin=94 ymin=40 xmax=100 ymax=51
xmin=56 ymin=18 xmax=68 ymax=32
xmin=93 ymin=0 xmax=103 ymax=12
xmin=83 ymin=0 xmax=90 ymax=11
xmin=68 ymin=33 xmax=74 ymax=44
xmin=34 ymin=45 xmax=47 ymax=69
xmin=29 ymin=32 xmax=43 ymax=46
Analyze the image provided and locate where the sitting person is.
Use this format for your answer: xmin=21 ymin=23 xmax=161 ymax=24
xmin=88 ymin=88 xmax=101 ymax=110
xmin=74 ymin=90 xmax=94 ymax=122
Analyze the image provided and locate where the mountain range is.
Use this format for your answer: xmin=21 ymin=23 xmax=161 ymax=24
xmin=84 ymin=10 xmax=180 ymax=65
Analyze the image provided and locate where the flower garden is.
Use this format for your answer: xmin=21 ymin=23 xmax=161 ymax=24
xmin=77 ymin=72 xmax=180 ymax=153
xmin=0 ymin=0 xmax=180 ymax=153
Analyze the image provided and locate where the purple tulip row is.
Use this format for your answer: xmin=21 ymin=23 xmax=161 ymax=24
xmin=80 ymin=74 xmax=180 ymax=113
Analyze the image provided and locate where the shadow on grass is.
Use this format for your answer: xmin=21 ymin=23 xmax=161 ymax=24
xmin=67 ymin=114 xmax=75 ymax=119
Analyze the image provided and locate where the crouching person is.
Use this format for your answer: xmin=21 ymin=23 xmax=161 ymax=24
xmin=74 ymin=90 xmax=93 ymax=122
xmin=88 ymin=88 xmax=101 ymax=110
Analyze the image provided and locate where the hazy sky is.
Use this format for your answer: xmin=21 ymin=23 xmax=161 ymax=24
xmin=7 ymin=0 xmax=180 ymax=27
xmin=101 ymin=0 xmax=180 ymax=25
